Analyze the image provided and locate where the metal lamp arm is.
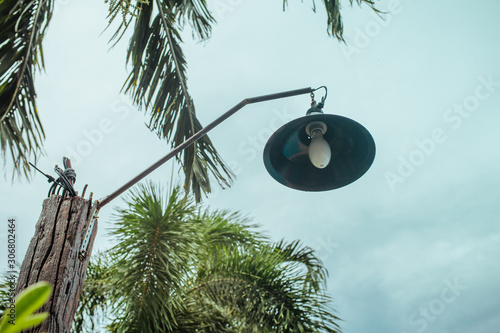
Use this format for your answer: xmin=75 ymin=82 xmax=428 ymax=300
xmin=98 ymin=87 xmax=314 ymax=208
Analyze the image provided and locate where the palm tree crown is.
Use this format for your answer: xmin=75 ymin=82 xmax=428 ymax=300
xmin=73 ymin=183 xmax=342 ymax=332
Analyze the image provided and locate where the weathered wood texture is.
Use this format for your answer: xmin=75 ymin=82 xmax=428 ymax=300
xmin=15 ymin=195 xmax=98 ymax=333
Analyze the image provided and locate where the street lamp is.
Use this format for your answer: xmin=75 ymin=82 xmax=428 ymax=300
xmin=97 ymin=86 xmax=375 ymax=208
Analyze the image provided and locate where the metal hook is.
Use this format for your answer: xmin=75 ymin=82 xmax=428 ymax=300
xmin=313 ymin=86 xmax=328 ymax=105
xmin=310 ymin=92 xmax=316 ymax=107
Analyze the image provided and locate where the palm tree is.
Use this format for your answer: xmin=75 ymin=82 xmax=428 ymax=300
xmin=0 ymin=0 xmax=379 ymax=199
xmin=73 ymin=182 xmax=341 ymax=332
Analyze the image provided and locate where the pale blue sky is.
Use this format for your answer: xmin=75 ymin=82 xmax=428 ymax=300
xmin=2 ymin=1 xmax=500 ymax=332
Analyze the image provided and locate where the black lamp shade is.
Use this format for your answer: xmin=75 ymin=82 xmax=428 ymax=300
xmin=263 ymin=113 xmax=375 ymax=191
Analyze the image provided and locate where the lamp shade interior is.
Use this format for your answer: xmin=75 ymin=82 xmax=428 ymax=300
xmin=263 ymin=113 xmax=376 ymax=191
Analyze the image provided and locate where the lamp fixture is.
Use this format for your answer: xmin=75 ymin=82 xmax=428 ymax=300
xmin=263 ymin=87 xmax=375 ymax=191
xmin=97 ymin=86 xmax=375 ymax=208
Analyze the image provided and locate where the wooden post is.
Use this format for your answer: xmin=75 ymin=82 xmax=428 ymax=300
xmin=15 ymin=195 xmax=98 ymax=333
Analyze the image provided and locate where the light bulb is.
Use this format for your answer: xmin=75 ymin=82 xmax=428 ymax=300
xmin=308 ymin=129 xmax=331 ymax=169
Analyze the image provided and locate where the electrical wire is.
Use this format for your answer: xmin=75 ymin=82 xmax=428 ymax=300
xmin=30 ymin=157 xmax=77 ymax=197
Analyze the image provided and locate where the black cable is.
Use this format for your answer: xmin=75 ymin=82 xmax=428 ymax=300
xmin=31 ymin=158 xmax=77 ymax=197
xmin=54 ymin=165 xmax=77 ymax=197
xmin=29 ymin=162 xmax=55 ymax=183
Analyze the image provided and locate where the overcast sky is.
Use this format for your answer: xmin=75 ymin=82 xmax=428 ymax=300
xmin=2 ymin=0 xmax=500 ymax=332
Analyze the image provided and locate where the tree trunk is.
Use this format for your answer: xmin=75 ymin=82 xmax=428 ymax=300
xmin=15 ymin=195 xmax=97 ymax=333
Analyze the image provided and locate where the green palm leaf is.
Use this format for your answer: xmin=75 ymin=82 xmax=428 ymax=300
xmin=273 ymin=239 xmax=329 ymax=293
xmin=108 ymin=0 xmax=233 ymax=202
xmin=108 ymin=182 xmax=201 ymax=332
xmin=197 ymin=209 xmax=263 ymax=251
xmin=0 ymin=0 xmax=53 ymax=178
xmin=284 ymin=0 xmax=381 ymax=41
xmin=185 ymin=244 xmax=341 ymax=332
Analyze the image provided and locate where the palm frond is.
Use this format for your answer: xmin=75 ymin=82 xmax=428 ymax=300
xmin=0 ymin=0 xmax=53 ymax=178
xmin=108 ymin=182 xmax=201 ymax=332
xmin=108 ymin=0 xmax=215 ymax=42
xmin=172 ymin=0 xmax=216 ymax=40
xmin=108 ymin=0 xmax=232 ymax=202
xmin=283 ymin=0 xmax=381 ymax=42
xmin=273 ymin=239 xmax=328 ymax=293
xmin=197 ymin=209 xmax=264 ymax=251
xmin=186 ymin=245 xmax=341 ymax=332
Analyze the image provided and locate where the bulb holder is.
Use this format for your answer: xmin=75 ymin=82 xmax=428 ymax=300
xmin=305 ymin=121 xmax=327 ymax=137
xmin=263 ymin=112 xmax=376 ymax=191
